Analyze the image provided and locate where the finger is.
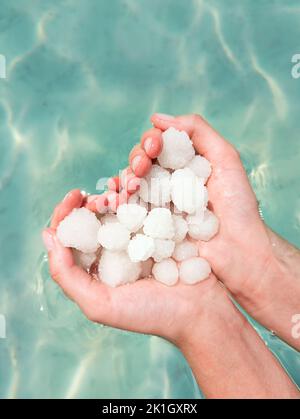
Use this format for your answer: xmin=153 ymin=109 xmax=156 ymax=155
xmin=51 ymin=189 xmax=84 ymax=229
xmin=129 ymin=145 xmax=152 ymax=177
xmin=84 ymin=195 xmax=99 ymax=213
xmin=42 ymin=228 xmax=111 ymax=321
xmin=95 ymin=193 xmax=109 ymax=214
xmin=151 ymin=113 xmax=238 ymax=165
xmin=120 ymin=168 xmax=141 ymax=194
xmin=141 ymin=128 xmax=163 ymax=159
xmin=107 ymin=176 xmax=120 ymax=193
xmin=108 ymin=190 xmax=131 ymax=212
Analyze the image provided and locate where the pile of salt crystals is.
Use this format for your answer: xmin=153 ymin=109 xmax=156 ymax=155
xmin=57 ymin=127 xmax=219 ymax=287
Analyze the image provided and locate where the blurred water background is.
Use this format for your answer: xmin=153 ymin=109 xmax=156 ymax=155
xmin=0 ymin=0 xmax=299 ymax=398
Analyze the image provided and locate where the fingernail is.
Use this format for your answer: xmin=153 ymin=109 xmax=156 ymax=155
xmin=131 ymin=155 xmax=142 ymax=172
xmin=63 ymin=191 xmax=72 ymax=202
xmin=155 ymin=113 xmax=175 ymax=121
xmin=144 ymin=137 xmax=153 ymax=154
xmin=127 ymin=177 xmax=141 ymax=192
xmin=42 ymin=230 xmax=54 ymax=251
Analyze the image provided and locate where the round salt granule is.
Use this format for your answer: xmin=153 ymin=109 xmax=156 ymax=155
xmin=101 ymin=214 xmax=119 ymax=224
xmin=73 ymin=249 xmax=96 ymax=271
xmin=179 ymin=257 xmax=211 ymax=284
xmin=139 ymin=165 xmax=171 ymax=206
xmin=152 ymin=239 xmax=175 ymax=262
xmin=186 ymin=155 xmax=212 ymax=183
xmin=171 ymin=168 xmax=206 ymax=214
xmin=117 ymin=204 xmax=147 ymax=233
xmin=57 ymin=207 xmax=101 ymax=253
xmin=127 ymin=234 xmax=155 ymax=262
xmin=98 ymin=250 xmax=141 ymax=287
xmin=152 ymin=258 xmax=179 ymax=286
xmin=141 ymin=258 xmax=154 ymax=278
xmin=158 ymin=127 xmax=195 ymax=169
xmin=172 ymin=239 xmax=198 ymax=262
xmin=97 ymin=222 xmax=130 ymax=251
xmin=143 ymin=208 xmax=175 ymax=239
xmin=172 ymin=215 xmax=188 ymax=243
xmin=187 ymin=209 xmax=219 ymax=241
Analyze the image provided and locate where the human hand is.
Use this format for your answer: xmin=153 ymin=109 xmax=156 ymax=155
xmin=43 ymin=189 xmax=233 ymax=345
xmin=129 ymin=113 xmax=300 ymax=351
xmin=129 ymin=113 xmax=271 ymax=299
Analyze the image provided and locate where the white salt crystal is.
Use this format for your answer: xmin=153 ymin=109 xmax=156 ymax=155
xmin=172 ymin=215 xmax=188 ymax=243
xmin=98 ymin=250 xmax=141 ymax=287
xmin=186 ymin=155 xmax=212 ymax=183
xmin=117 ymin=204 xmax=147 ymax=233
xmin=179 ymin=257 xmax=211 ymax=284
xmin=158 ymin=127 xmax=195 ymax=169
xmin=127 ymin=234 xmax=155 ymax=262
xmin=73 ymin=249 xmax=96 ymax=271
xmin=141 ymin=258 xmax=154 ymax=278
xmin=143 ymin=208 xmax=175 ymax=239
xmin=172 ymin=239 xmax=198 ymax=262
xmin=187 ymin=209 xmax=219 ymax=241
xmin=57 ymin=207 xmax=101 ymax=253
xmin=152 ymin=258 xmax=179 ymax=286
xmin=152 ymin=239 xmax=175 ymax=262
xmin=139 ymin=164 xmax=171 ymax=206
xmin=171 ymin=168 xmax=206 ymax=214
xmin=97 ymin=222 xmax=130 ymax=251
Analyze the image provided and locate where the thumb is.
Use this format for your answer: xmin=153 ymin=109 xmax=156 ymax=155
xmin=151 ymin=113 xmax=238 ymax=165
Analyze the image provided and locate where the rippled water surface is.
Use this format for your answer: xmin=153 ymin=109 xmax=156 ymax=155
xmin=0 ymin=0 xmax=300 ymax=398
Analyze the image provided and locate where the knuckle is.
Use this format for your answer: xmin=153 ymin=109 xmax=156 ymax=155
xmin=191 ymin=113 xmax=202 ymax=124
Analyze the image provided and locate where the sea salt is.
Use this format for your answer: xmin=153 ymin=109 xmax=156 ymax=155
xmin=186 ymin=155 xmax=212 ymax=183
xmin=152 ymin=238 xmax=175 ymax=262
xmin=171 ymin=168 xmax=207 ymax=214
xmin=139 ymin=164 xmax=171 ymax=206
xmin=152 ymin=258 xmax=179 ymax=286
xmin=179 ymin=257 xmax=211 ymax=284
xmin=57 ymin=207 xmax=101 ymax=253
xmin=127 ymin=234 xmax=155 ymax=262
xmin=97 ymin=222 xmax=130 ymax=251
xmin=143 ymin=208 xmax=175 ymax=239
xmin=187 ymin=209 xmax=219 ymax=241
xmin=172 ymin=239 xmax=198 ymax=262
xmin=99 ymin=250 xmax=141 ymax=287
xmin=117 ymin=204 xmax=147 ymax=233
xmin=158 ymin=127 xmax=195 ymax=169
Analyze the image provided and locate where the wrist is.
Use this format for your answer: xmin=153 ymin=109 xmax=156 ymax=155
xmin=235 ymin=226 xmax=300 ymax=347
xmin=173 ymin=279 xmax=246 ymax=351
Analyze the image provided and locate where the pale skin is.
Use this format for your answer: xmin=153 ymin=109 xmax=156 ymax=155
xmin=42 ymin=113 xmax=300 ymax=399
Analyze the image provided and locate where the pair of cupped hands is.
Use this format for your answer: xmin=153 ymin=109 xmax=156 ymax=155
xmin=42 ymin=113 xmax=289 ymax=348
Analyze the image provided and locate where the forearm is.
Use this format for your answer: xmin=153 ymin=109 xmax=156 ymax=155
xmin=238 ymin=227 xmax=300 ymax=350
xmin=177 ymin=286 xmax=299 ymax=399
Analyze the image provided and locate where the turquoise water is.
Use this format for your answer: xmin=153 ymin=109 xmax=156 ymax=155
xmin=0 ymin=0 xmax=300 ymax=398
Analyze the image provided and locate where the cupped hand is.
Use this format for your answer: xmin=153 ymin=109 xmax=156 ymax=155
xmin=129 ymin=113 xmax=278 ymax=308
xmin=43 ymin=189 xmax=230 ymax=344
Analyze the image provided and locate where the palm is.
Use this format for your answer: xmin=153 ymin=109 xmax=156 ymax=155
xmin=47 ymin=188 xmax=218 ymax=340
xmin=85 ymin=272 xmax=217 ymax=340
xmin=200 ymin=151 xmax=271 ymax=292
xmin=151 ymin=114 xmax=274 ymax=295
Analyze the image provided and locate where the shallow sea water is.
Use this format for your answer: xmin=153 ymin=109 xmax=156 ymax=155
xmin=0 ymin=0 xmax=300 ymax=398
